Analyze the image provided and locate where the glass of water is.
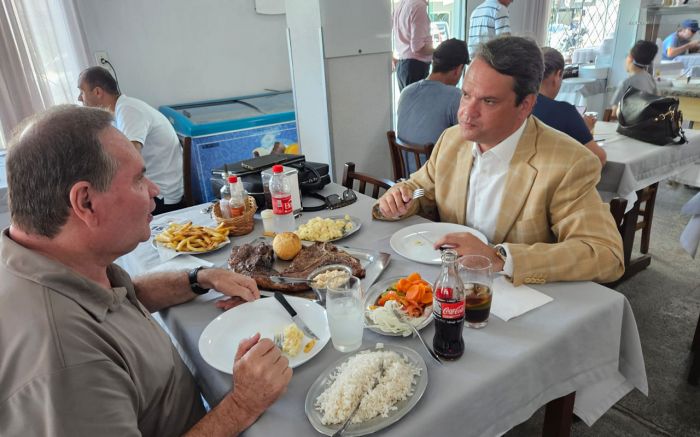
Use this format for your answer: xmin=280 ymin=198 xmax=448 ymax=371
xmin=326 ymin=275 xmax=364 ymax=352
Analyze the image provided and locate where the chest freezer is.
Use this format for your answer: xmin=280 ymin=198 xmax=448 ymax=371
xmin=159 ymin=91 xmax=299 ymax=203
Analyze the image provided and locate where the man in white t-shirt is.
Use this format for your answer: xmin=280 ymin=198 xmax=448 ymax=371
xmin=468 ymin=0 xmax=512 ymax=55
xmin=78 ymin=67 xmax=184 ymax=214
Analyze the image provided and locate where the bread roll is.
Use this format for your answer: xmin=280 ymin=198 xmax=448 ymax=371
xmin=273 ymin=232 xmax=302 ymax=260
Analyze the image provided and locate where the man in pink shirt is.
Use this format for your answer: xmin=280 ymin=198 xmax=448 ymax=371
xmin=393 ymin=0 xmax=434 ymax=91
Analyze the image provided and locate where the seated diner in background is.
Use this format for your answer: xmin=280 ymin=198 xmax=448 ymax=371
xmin=0 ymin=105 xmax=291 ymax=436
xmin=375 ymin=36 xmax=625 ymax=286
xmin=532 ymin=47 xmax=606 ymax=165
xmin=661 ymin=19 xmax=700 ymax=60
xmin=610 ymin=40 xmax=659 ymax=117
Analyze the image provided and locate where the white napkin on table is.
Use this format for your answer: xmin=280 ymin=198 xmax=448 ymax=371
xmin=144 ymin=255 xmax=214 ymax=274
xmin=490 ymin=276 xmax=553 ymax=321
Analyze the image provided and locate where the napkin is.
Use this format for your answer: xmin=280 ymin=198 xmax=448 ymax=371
xmin=144 ymin=255 xmax=214 ymax=274
xmin=490 ymin=276 xmax=553 ymax=321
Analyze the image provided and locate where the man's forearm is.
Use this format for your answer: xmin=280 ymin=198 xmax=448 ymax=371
xmin=183 ymin=394 xmax=258 ymax=437
xmin=133 ymin=271 xmax=196 ymax=312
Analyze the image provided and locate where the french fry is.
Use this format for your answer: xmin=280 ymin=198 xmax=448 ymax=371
xmin=154 ymin=221 xmax=230 ymax=252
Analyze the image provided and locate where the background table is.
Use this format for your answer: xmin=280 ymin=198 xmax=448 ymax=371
xmin=595 ymin=121 xmax=700 ymax=281
xmin=118 ymin=185 xmax=648 ymax=437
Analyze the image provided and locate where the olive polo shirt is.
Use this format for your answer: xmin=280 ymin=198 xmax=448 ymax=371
xmin=0 ymin=230 xmax=205 ymax=436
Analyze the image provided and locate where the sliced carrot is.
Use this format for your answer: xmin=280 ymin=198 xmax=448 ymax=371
xmin=406 ymin=284 xmax=422 ymax=302
xmin=420 ymin=291 xmax=433 ymax=305
xmin=406 ymin=272 xmax=421 ymax=283
xmin=396 ymin=278 xmax=409 ymax=293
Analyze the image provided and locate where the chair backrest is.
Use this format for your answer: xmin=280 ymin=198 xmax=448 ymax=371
xmin=341 ymin=162 xmax=395 ymax=199
xmin=179 ymin=136 xmax=194 ymax=207
xmin=386 ymin=130 xmax=434 ymax=181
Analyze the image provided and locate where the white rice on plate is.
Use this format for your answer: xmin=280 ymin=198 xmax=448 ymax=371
xmin=314 ymin=349 xmax=421 ymax=425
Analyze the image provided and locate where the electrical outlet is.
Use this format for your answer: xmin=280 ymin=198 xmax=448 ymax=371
xmin=94 ymin=51 xmax=109 ymax=66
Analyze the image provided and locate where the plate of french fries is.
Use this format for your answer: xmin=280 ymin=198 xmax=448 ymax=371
xmin=152 ymin=221 xmax=231 ymax=254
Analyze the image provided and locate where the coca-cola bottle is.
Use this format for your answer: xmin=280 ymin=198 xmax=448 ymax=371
xmin=432 ymin=249 xmax=466 ymax=359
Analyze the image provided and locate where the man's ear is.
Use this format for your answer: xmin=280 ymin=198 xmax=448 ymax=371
xmin=69 ymin=181 xmax=99 ymax=227
xmin=519 ymin=93 xmax=537 ymax=116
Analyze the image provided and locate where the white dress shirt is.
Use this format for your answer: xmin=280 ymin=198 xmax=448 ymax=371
xmin=466 ymin=120 xmax=527 ymax=275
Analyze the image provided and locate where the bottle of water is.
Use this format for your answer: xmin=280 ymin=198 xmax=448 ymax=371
xmin=269 ymin=165 xmax=296 ymax=233
xmin=228 ymin=175 xmax=245 ymax=217
xmin=219 ymin=174 xmax=231 ymax=219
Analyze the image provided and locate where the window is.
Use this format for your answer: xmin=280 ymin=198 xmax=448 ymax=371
xmin=546 ymin=0 xmax=620 ymax=61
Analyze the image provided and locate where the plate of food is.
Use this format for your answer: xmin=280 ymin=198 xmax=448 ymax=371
xmin=151 ymin=221 xmax=231 ymax=254
xmin=227 ymin=237 xmax=390 ymax=296
xmin=295 ymin=215 xmax=361 ymax=242
xmin=305 ymin=343 xmax=427 ymax=436
xmin=389 ymin=222 xmax=488 ymax=265
xmin=198 ymin=296 xmax=330 ymax=372
xmin=364 ymin=273 xmax=433 ymax=336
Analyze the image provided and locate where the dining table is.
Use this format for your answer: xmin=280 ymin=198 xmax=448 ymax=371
xmin=117 ymin=184 xmax=648 ymax=437
xmin=595 ymin=121 xmax=700 ymax=281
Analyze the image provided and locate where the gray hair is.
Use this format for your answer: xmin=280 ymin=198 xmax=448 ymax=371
xmin=473 ymin=36 xmax=544 ymax=105
xmin=6 ymin=105 xmax=119 ymax=237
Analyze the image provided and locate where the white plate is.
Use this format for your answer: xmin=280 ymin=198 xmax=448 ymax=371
xmin=305 ymin=343 xmax=428 ymax=436
xmin=296 ymin=215 xmax=362 ymax=242
xmin=389 ymin=223 xmax=488 ymax=265
xmin=363 ymin=276 xmax=433 ymax=336
xmin=198 ymin=296 xmax=330 ymax=372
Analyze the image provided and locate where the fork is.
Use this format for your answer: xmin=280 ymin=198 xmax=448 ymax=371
xmin=273 ymin=332 xmax=285 ymax=349
xmin=332 ymin=362 xmax=384 ymax=437
xmin=390 ymin=306 xmax=443 ymax=365
xmin=412 ymin=188 xmax=425 ymax=200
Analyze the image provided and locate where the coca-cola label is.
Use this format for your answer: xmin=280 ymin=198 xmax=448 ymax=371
xmin=272 ymin=194 xmax=293 ymax=214
xmin=434 ymin=300 xmax=465 ymax=320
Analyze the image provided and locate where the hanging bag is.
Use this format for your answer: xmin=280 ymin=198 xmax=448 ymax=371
xmin=616 ymin=87 xmax=687 ymax=145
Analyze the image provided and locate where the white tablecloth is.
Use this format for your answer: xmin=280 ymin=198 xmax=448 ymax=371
xmin=596 ymin=122 xmax=700 ymax=207
xmin=117 ymin=185 xmax=648 ymax=436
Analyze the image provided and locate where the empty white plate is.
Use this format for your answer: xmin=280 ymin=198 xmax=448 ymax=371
xmin=198 ymin=296 xmax=330 ymax=372
xmin=389 ymin=222 xmax=488 ymax=265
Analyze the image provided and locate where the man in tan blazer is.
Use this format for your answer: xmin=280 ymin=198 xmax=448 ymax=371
xmin=378 ymin=36 xmax=624 ymax=286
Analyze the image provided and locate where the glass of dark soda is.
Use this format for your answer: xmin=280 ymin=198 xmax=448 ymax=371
xmin=458 ymin=255 xmax=492 ymax=329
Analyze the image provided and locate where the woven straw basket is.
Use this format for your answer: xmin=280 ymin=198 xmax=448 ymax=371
xmin=211 ymin=196 xmax=257 ymax=236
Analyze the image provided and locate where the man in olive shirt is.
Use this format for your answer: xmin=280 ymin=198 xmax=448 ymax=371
xmin=0 ymin=105 xmax=291 ymax=436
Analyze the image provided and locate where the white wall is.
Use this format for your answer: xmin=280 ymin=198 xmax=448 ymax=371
xmin=75 ymin=0 xmax=292 ymax=107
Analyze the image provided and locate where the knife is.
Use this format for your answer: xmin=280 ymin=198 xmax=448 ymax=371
xmin=273 ymin=292 xmax=320 ymax=340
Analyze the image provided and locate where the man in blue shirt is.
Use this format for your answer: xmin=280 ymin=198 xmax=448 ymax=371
xmin=662 ymin=19 xmax=700 ymax=60
xmin=397 ymin=38 xmax=469 ymax=174
xmin=532 ymin=47 xmax=606 ymax=165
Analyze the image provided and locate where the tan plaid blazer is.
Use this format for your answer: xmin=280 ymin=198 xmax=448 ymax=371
xmin=377 ymin=117 xmax=624 ymax=286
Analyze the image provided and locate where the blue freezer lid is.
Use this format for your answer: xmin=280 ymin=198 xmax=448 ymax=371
xmin=159 ymin=91 xmax=295 ymax=137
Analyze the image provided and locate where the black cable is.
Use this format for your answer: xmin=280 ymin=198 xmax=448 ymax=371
xmin=102 ymin=59 xmax=121 ymax=94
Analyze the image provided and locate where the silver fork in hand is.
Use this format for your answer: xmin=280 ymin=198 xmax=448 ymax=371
xmin=412 ymin=188 xmax=425 ymax=200
xmin=273 ymin=332 xmax=285 ymax=349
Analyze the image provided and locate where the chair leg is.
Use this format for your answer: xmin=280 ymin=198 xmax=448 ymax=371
xmin=639 ymin=183 xmax=658 ymax=254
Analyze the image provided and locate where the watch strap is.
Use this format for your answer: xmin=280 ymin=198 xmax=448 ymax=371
xmin=188 ymin=266 xmax=209 ymax=295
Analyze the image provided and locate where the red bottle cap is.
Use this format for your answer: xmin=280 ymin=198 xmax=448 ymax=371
xmin=228 ymin=175 xmax=238 ymax=183
xmin=272 ymin=165 xmax=283 ymax=173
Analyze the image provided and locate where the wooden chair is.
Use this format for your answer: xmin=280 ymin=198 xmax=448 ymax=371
xmin=179 ymin=136 xmax=195 ymax=207
xmin=341 ymin=162 xmax=394 ymax=199
xmin=636 ymin=182 xmax=659 ymax=254
xmin=386 ymin=130 xmax=434 ymax=181
xmin=689 ymin=311 xmax=700 ymax=385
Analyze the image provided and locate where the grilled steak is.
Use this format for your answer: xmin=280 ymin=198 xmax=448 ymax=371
xmin=282 ymin=242 xmax=365 ymax=279
xmin=227 ymin=241 xmax=365 ymax=292
xmin=228 ymin=242 xmax=307 ymax=292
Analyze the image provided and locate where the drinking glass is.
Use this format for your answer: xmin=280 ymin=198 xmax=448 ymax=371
xmin=459 ymin=255 xmax=493 ymax=329
xmin=326 ymin=275 xmax=364 ymax=352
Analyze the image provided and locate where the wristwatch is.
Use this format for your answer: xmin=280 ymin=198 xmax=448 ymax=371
xmin=494 ymin=244 xmax=507 ymax=264
xmin=188 ymin=266 xmax=209 ymax=295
